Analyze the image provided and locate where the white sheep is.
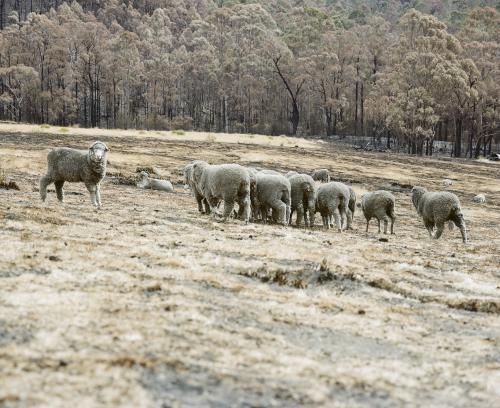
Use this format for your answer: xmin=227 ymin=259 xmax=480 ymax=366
xmin=315 ymin=182 xmax=350 ymax=231
xmin=311 ymin=169 xmax=330 ymax=183
xmin=254 ymin=173 xmax=291 ymax=225
xmin=358 ymin=190 xmax=396 ymax=234
xmin=40 ymin=141 xmax=109 ymax=208
xmin=184 ymin=161 xmax=211 ymax=214
xmin=412 ymin=186 xmax=467 ymax=243
xmin=137 ymin=171 xmax=173 ymax=192
xmin=192 ymin=162 xmax=251 ymax=222
xmin=472 ymin=194 xmax=486 ymax=204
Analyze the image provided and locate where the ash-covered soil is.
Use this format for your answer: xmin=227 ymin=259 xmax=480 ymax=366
xmin=0 ymin=131 xmax=499 ymax=407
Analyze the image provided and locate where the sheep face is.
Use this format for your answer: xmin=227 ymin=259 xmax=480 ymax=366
xmin=88 ymin=141 xmax=109 ymax=163
xmin=411 ymin=186 xmax=427 ymax=211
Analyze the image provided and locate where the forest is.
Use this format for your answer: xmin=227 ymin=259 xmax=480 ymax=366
xmin=0 ymin=0 xmax=498 ymax=157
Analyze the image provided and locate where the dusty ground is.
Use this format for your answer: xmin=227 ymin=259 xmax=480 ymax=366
xmin=0 ymin=126 xmax=499 ymax=407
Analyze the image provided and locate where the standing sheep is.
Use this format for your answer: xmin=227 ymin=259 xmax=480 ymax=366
xmin=192 ymin=162 xmax=251 ymax=222
xmin=253 ymin=173 xmax=291 ymax=225
xmin=315 ymin=182 xmax=350 ymax=231
xmin=346 ymin=186 xmax=357 ymax=230
xmin=288 ymin=174 xmax=316 ymax=227
xmin=358 ymin=191 xmax=396 ymax=234
xmin=311 ymin=169 xmax=330 ymax=183
xmin=137 ymin=172 xmax=173 ymax=192
xmin=411 ymin=186 xmax=467 ymax=243
xmin=184 ymin=161 xmax=211 ymax=214
xmin=285 ymin=171 xmax=298 ymax=178
xmin=40 ymin=141 xmax=109 ymax=208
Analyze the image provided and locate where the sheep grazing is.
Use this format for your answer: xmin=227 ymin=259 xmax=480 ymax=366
xmin=40 ymin=141 xmax=109 ymax=208
xmin=288 ymin=173 xmax=316 ymax=227
xmin=311 ymin=169 xmax=330 ymax=183
xmin=411 ymin=186 xmax=467 ymax=243
xmin=472 ymin=194 xmax=486 ymax=204
xmin=184 ymin=161 xmax=211 ymax=214
xmin=137 ymin=171 xmax=173 ymax=192
xmin=359 ymin=190 xmax=396 ymax=234
xmin=315 ymin=182 xmax=350 ymax=231
xmin=254 ymin=173 xmax=291 ymax=225
xmin=192 ymin=162 xmax=251 ymax=222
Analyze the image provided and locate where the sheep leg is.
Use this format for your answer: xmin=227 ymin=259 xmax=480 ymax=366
xmin=322 ymin=215 xmax=329 ymax=229
xmin=390 ymin=215 xmax=395 ymax=235
xmin=39 ymin=175 xmax=52 ymax=202
xmin=96 ymin=183 xmax=102 ymax=207
xmin=383 ymin=217 xmax=389 ymax=234
xmin=307 ymin=209 xmax=315 ymax=228
xmin=237 ymin=198 xmax=251 ymax=223
xmin=453 ymin=217 xmax=468 ymax=243
xmin=85 ymin=183 xmax=98 ymax=207
xmin=296 ymin=204 xmax=304 ymax=227
xmin=340 ymin=209 xmax=347 ymax=231
xmin=195 ymin=193 xmax=204 ymax=213
xmin=221 ymin=200 xmax=235 ymax=222
xmin=377 ymin=219 xmax=381 ymax=234
xmin=424 ymin=219 xmax=434 ymax=237
xmin=332 ymin=209 xmax=342 ymax=232
xmin=434 ymin=222 xmax=445 ymax=239
xmin=54 ymin=180 xmax=65 ymax=203
xmin=366 ymin=218 xmax=370 ymax=233
xmin=203 ymin=198 xmax=211 ymax=215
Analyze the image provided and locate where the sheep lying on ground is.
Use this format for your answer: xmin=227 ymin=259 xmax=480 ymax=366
xmin=472 ymin=194 xmax=486 ymax=204
xmin=288 ymin=174 xmax=315 ymax=227
xmin=192 ymin=162 xmax=251 ymax=222
xmin=40 ymin=141 xmax=109 ymax=208
xmin=184 ymin=161 xmax=211 ymax=214
xmin=358 ymin=190 xmax=396 ymax=234
xmin=253 ymin=173 xmax=291 ymax=225
xmin=137 ymin=172 xmax=173 ymax=192
xmin=316 ymin=182 xmax=350 ymax=231
xmin=443 ymin=179 xmax=453 ymax=188
xmin=311 ymin=169 xmax=330 ymax=183
xmin=411 ymin=186 xmax=467 ymax=243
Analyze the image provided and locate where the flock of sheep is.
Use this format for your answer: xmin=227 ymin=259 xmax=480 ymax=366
xmin=38 ymin=141 xmax=470 ymax=243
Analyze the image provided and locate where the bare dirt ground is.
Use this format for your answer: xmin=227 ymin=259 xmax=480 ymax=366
xmin=0 ymin=127 xmax=499 ymax=407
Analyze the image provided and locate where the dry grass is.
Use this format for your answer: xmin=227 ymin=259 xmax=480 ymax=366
xmin=0 ymin=124 xmax=499 ymax=406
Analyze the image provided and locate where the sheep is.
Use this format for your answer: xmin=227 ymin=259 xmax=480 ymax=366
xmin=346 ymin=186 xmax=357 ymax=230
xmin=443 ymin=179 xmax=453 ymax=188
xmin=285 ymin=171 xmax=298 ymax=178
xmin=311 ymin=168 xmax=330 ymax=183
xmin=253 ymin=173 xmax=291 ymax=225
xmin=358 ymin=190 xmax=396 ymax=234
xmin=40 ymin=141 xmax=109 ymax=208
xmin=288 ymin=173 xmax=316 ymax=227
xmin=315 ymin=182 xmax=350 ymax=231
xmin=472 ymin=194 xmax=486 ymax=204
xmin=137 ymin=171 xmax=173 ymax=192
xmin=183 ymin=161 xmax=211 ymax=214
xmin=192 ymin=162 xmax=251 ymax=222
xmin=411 ymin=186 xmax=467 ymax=243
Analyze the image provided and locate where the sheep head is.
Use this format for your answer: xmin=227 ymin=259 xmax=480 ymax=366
xmin=411 ymin=186 xmax=427 ymax=211
xmin=88 ymin=141 xmax=109 ymax=163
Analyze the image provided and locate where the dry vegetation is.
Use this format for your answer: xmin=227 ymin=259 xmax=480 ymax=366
xmin=0 ymin=125 xmax=499 ymax=407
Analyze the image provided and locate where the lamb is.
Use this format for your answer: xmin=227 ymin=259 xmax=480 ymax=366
xmin=288 ymin=173 xmax=316 ymax=227
xmin=358 ymin=190 xmax=396 ymax=234
xmin=192 ymin=162 xmax=251 ymax=222
xmin=137 ymin=171 xmax=173 ymax=192
xmin=183 ymin=161 xmax=210 ymax=214
xmin=315 ymin=182 xmax=350 ymax=231
xmin=411 ymin=186 xmax=467 ymax=243
xmin=40 ymin=141 xmax=109 ymax=208
xmin=311 ymin=169 xmax=330 ymax=183
xmin=472 ymin=194 xmax=486 ymax=204
xmin=253 ymin=173 xmax=291 ymax=225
